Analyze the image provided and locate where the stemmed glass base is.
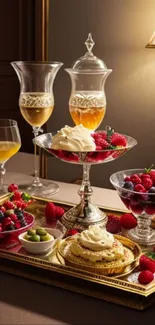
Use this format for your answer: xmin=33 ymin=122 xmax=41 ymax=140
xmin=17 ymin=180 xmax=59 ymax=198
xmin=61 ymin=164 xmax=107 ymax=230
xmin=125 ymin=214 xmax=155 ymax=247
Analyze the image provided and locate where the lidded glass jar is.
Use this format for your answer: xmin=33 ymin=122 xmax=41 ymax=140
xmin=66 ymin=33 xmax=112 ymax=131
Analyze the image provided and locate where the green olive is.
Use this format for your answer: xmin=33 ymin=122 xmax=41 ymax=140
xmin=36 ymin=227 xmax=47 ymax=236
xmin=24 ymin=234 xmax=31 ymax=241
xmin=29 ymin=234 xmax=40 ymax=242
xmin=40 ymin=234 xmax=52 ymax=241
xmin=27 ymin=229 xmax=36 ymax=236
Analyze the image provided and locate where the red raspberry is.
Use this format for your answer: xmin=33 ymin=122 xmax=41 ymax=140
xmin=14 ymin=221 xmax=21 ymax=229
xmin=130 ymin=174 xmax=142 ymax=184
xmin=124 ymin=176 xmax=131 ymax=182
xmin=138 ymin=270 xmax=154 ymax=285
xmin=134 ymin=184 xmax=146 ymax=192
xmin=12 ymin=191 xmax=22 ymax=200
xmin=92 ymin=131 xmax=107 ymax=140
xmin=13 ymin=200 xmax=23 ymax=209
xmin=142 ymin=177 xmax=153 ymax=190
xmin=120 ymin=213 xmax=137 ymax=229
xmin=95 ymin=138 xmax=109 ymax=150
xmin=111 ymin=133 xmax=127 ymax=147
xmin=141 ymin=173 xmax=151 ymax=179
xmin=148 ymin=171 xmax=155 ymax=184
xmin=67 ymin=229 xmax=79 ymax=236
xmin=20 ymin=201 xmax=28 ymax=209
xmin=106 ymin=215 xmax=122 ymax=234
xmin=9 ymin=214 xmax=18 ymax=222
xmin=3 ymin=201 xmax=15 ymax=210
xmin=45 ymin=202 xmax=56 ymax=222
xmin=8 ymin=183 xmax=18 ymax=192
xmin=0 ymin=206 xmax=6 ymax=213
xmin=55 ymin=206 xmax=65 ymax=218
xmin=139 ymin=254 xmax=155 ymax=273
xmin=96 ymin=146 xmax=102 ymax=150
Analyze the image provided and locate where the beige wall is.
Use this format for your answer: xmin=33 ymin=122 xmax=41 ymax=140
xmin=47 ymin=0 xmax=155 ymax=189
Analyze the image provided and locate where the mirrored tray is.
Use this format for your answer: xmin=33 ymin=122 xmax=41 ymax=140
xmin=0 ymin=193 xmax=155 ymax=311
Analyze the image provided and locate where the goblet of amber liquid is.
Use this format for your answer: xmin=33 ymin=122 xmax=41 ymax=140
xmin=11 ymin=61 xmax=63 ymax=197
xmin=66 ymin=34 xmax=112 ymax=131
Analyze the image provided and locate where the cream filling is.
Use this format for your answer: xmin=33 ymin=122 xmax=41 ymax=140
xmin=79 ymin=225 xmax=114 ymax=251
xmin=51 ymin=125 xmax=96 ymax=152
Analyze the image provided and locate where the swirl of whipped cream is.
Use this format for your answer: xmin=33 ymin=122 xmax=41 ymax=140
xmin=51 ymin=125 xmax=96 ymax=152
xmin=79 ymin=225 xmax=114 ymax=251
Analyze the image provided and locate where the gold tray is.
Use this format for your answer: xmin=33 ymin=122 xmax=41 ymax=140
xmin=0 ymin=193 xmax=155 ymax=311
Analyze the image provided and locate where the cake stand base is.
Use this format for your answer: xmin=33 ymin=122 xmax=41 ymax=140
xmin=126 ymin=228 xmax=155 ymax=247
xmin=61 ymin=201 xmax=107 ymax=231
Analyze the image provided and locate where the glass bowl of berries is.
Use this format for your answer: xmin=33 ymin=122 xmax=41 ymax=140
xmin=0 ymin=192 xmax=35 ymax=248
xmin=110 ymin=167 xmax=155 ymax=246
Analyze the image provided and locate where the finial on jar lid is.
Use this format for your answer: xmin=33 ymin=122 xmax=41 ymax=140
xmin=85 ymin=33 xmax=95 ymax=53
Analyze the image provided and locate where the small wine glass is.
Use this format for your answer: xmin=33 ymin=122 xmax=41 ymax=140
xmin=0 ymin=119 xmax=21 ymax=194
xmin=11 ymin=61 xmax=63 ymax=198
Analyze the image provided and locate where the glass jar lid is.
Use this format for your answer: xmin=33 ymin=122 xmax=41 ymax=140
xmin=72 ymin=33 xmax=108 ymax=71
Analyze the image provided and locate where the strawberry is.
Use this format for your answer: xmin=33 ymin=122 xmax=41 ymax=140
xmin=45 ymin=202 xmax=56 ymax=222
xmin=106 ymin=215 xmax=122 ymax=234
xmin=3 ymin=201 xmax=15 ymax=210
xmin=142 ymin=177 xmax=153 ymax=190
xmin=138 ymin=270 xmax=154 ymax=284
xmin=8 ymin=183 xmax=18 ymax=192
xmin=134 ymin=184 xmax=146 ymax=192
xmin=139 ymin=254 xmax=155 ymax=273
xmin=13 ymin=200 xmax=23 ymax=209
xmin=111 ymin=133 xmax=127 ymax=147
xmin=130 ymin=174 xmax=142 ymax=184
xmin=120 ymin=213 xmax=137 ymax=229
xmin=55 ymin=206 xmax=65 ymax=218
xmin=12 ymin=191 xmax=22 ymax=200
xmin=67 ymin=229 xmax=79 ymax=236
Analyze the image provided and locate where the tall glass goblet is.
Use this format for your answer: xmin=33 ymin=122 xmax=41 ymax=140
xmin=0 ymin=119 xmax=21 ymax=194
xmin=11 ymin=61 xmax=63 ymax=197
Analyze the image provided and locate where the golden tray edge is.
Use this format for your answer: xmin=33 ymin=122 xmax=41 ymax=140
xmin=0 ymin=193 xmax=155 ymax=310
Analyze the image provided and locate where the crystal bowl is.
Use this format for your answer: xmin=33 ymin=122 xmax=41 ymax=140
xmin=34 ymin=132 xmax=137 ymax=165
xmin=0 ymin=212 xmax=35 ymax=248
xmin=110 ymin=169 xmax=155 ymax=246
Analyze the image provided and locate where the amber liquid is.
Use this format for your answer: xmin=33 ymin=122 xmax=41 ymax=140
xmin=69 ymin=91 xmax=106 ymax=130
xmin=20 ymin=105 xmax=54 ymax=127
xmin=0 ymin=141 xmax=21 ymax=163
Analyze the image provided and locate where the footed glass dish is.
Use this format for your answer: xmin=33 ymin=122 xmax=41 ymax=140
xmin=110 ymin=168 xmax=155 ymax=246
xmin=34 ymin=130 xmax=137 ymax=230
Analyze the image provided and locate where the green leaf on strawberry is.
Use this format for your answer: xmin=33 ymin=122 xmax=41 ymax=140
xmin=144 ymin=164 xmax=154 ymax=174
xmin=22 ymin=192 xmax=31 ymax=202
xmin=145 ymin=251 xmax=155 ymax=260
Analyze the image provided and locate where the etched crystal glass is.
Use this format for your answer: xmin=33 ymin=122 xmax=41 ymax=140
xmin=66 ymin=34 xmax=112 ymax=131
xmin=11 ymin=61 xmax=63 ymax=197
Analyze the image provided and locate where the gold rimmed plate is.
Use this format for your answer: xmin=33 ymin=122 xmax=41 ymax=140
xmin=58 ymin=235 xmax=141 ymax=276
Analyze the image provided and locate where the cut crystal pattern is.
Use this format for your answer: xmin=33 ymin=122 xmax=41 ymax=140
xmin=20 ymin=92 xmax=54 ymax=107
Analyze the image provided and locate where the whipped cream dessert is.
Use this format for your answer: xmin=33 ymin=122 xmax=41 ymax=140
xmin=51 ymin=125 xmax=96 ymax=152
xmin=70 ymin=225 xmax=124 ymax=262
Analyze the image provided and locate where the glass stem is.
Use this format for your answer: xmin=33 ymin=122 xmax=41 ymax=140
xmin=136 ymin=215 xmax=152 ymax=238
xmin=32 ymin=127 xmax=42 ymax=187
xmin=78 ymin=163 xmax=93 ymax=204
xmin=0 ymin=163 xmax=6 ymax=193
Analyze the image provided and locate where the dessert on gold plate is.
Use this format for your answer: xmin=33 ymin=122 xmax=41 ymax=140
xmin=58 ymin=225 xmax=141 ymax=275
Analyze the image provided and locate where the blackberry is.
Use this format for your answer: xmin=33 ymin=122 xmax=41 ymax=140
xmin=0 ymin=211 xmax=4 ymax=222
